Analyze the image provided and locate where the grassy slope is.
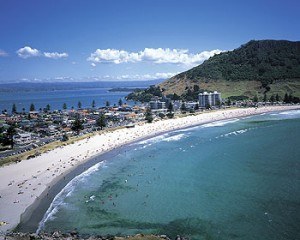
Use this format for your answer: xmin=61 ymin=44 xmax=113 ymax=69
xmin=160 ymin=79 xmax=300 ymax=99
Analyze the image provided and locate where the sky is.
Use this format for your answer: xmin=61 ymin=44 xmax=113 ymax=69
xmin=0 ymin=0 xmax=299 ymax=83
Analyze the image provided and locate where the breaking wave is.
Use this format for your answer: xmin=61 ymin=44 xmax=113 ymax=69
xmin=201 ymin=118 xmax=239 ymax=128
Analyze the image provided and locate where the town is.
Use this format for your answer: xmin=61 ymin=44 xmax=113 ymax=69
xmin=0 ymin=89 xmax=296 ymax=160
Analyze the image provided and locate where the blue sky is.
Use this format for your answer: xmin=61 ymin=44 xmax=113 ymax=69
xmin=0 ymin=0 xmax=299 ymax=83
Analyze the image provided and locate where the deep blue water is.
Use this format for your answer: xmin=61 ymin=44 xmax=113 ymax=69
xmin=39 ymin=110 xmax=300 ymax=239
xmin=0 ymin=81 xmax=160 ymax=112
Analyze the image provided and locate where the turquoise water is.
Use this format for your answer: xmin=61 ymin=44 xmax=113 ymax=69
xmin=39 ymin=110 xmax=300 ymax=239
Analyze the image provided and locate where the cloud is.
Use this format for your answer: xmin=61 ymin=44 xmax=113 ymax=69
xmin=16 ymin=46 xmax=40 ymax=58
xmin=89 ymin=72 xmax=179 ymax=81
xmin=0 ymin=49 xmax=8 ymax=57
xmin=87 ymin=49 xmax=140 ymax=64
xmin=87 ymin=48 xmax=224 ymax=66
xmin=16 ymin=46 xmax=68 ymax=59
xmin=44 ymin=52 xmax=68 ymax=59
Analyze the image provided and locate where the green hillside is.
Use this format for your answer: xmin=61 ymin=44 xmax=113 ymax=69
xmin=160 ymin=40 xmax=300 ymax=100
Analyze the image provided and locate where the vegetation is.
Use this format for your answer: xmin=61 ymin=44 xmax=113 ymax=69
xmin=71 ymin=114 xmax=84 ymax=134
xmin=2 ymin=124 xmax=17 ymax=149
xmin=126 ymin=84 xmax=203 ymax=102
xmin=12 ymin=103 xmax=17 ymax=114
xmin=29 ymin=103 xmax=35 ymax=111
xmin=77 ymin=101 xmax=82 ymax=109
xmin=61 ymin=134 xmax=69 ymax=142
xmin=126 ymin=85 xmax=162 ymax=102
xmin=96 ymin=114 xmax=106 ymax=130
xmin=118 ymin=98 xmax=123 ymax=106
xmin=145 ymin=108 xmax=153 ymax=123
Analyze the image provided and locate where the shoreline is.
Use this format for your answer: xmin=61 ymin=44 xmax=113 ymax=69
xmin=1 ymin=105 xmax=300 ymax=234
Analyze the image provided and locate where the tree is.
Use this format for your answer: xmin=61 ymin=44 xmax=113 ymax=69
xmin=269 ymin=95 xmax=275 ymax=103
xmin=77 ymin=101 xmax=82 ymax=109
xmin=180 ymin=102 xmax=187 ymax=113
xmin=227 ymin=98 xmax=231 ymax=106
xmin=105 ymin=101 xmax=110 ymax=107
xmin=253 ymin=95 xmax=258 ymax=103
xmin=288 ymin=94 xmax=293 ymax=103
xmin=275 ymin=94 xmax=280 ymax=102
xmin=92 ymin=100 xmax=96 ymax=108
xmin=283 ymin=93 xmax=289 ymax=103
xmin=6 ymin=124 xmax=17 ymax=149
xmin=193 ymin=85 xmax=200 ymax=92
xmin=12 ymin=103 xmax=17 ymax=114
xmin=61 ymin=134 xmax=69 ymax=142
xmin=63 ymin=103 xmax=67 ymax=110
xmin=118 ymin=98 xmax=123 ymax=106
xmin=166 ymin=112 xmax=174 ymax=118
xmin=145 ymin=108 xmax=153 ymax=123
xmin=30 ymin=103 xmax=35 ymax=111
xmin=263 ymin=93 xmax=267 ymax=102
xmin=158 ymin=113 xmax=165 ymax=119
xmin=167 ymin=102 xmax=174 ymax=112
xmin=96 ymin=114 xmax=106 ymax=130
xmin=71 ymin=114 xmax=84 ymax=135
xmin=46 ymin=104 xmax=51 ymax=112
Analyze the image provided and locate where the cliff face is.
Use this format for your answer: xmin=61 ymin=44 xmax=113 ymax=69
xmin=160 ymin=40 xmax=300 ymax=99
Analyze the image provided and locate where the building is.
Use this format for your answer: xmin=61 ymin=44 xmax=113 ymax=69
xmin=149 ymin=100 xmax=166 ymax=110
xmin=211 ymin=91 xmax=222 ymax=106
xmin=198 ymin=91 xmax=221 ymax=108
xmin=13 ymin=133 xmax=32 ymax=145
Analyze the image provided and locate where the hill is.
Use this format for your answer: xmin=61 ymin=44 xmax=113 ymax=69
xmin=160 ymin=40 xmax=300 ymax=100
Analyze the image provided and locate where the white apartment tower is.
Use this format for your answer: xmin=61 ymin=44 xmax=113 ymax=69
xmin=198 ymin=91 xmax=221 ymax=107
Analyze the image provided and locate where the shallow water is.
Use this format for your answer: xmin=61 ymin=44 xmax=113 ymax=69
xmin=39 ymin=110 xmax=300 ymax=239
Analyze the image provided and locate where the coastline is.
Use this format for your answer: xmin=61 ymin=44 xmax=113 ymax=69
xmin=1 ymin=105 xmax=300 ymax=234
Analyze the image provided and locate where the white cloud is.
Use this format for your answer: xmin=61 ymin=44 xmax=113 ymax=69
xmin=16 ymin=46 xmax=68 ymax=59
xmin=16 ymin=46 xmax=40 ymax=58
xmin=87 ymin=49 xmax=140 ymax=64
xmin=91 ymin=63 xmax=96 ymax=67
xmin=87 ymin=48 xmax=224 ymax=66
xmin=44 ymin=52 xmax=68 ymax=59
xmin=89 ymin=72 xmax=179 ymax=81
xmin=0 ymin=49 xmax=8 ymax=57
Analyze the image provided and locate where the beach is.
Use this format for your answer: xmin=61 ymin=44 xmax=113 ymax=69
xmin=0 ymin=105 xmax=300 ymax=234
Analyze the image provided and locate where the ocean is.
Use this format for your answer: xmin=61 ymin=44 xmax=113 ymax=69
xmin=0 ymin=81 xmax=160 ymax=113
xmin=35 ymin=110 xmax=300 ymax=239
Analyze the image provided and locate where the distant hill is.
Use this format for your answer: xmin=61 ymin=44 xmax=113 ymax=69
xmin=160 ymin=40 xmax=300 ymax=100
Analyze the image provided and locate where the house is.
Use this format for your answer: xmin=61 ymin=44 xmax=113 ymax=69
xmin=13 ymin=133 xmax=32 ymax=145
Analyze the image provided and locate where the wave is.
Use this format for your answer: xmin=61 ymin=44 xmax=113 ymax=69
xmin=136 ymin=134 xmax=168 ymax=145
xmin=174 ymin=125 xmax=201 ymax=133
xmin=216 ymin=128 xmax=249 ymax=138
xmin=162 ymin=133 xmax=186 ymax=142
xmin=36 ymin=161 xmax=105 ymax=233
xmin=201 ymin=118 xmax=239 ymax=128
xmin=279 ymin=109 xmax=300 ymax=116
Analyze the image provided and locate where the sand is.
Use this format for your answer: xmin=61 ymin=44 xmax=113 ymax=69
xmin=0 ymin=105 xmax=299 ymax=234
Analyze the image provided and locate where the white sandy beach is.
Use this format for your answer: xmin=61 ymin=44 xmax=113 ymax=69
xmin=0 ymin=105 xmax=299 ymax=234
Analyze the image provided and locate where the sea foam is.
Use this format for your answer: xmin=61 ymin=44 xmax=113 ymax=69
xmin=162 ymin=133 xmax=186 ymax=142
xmin=201 ymin=118 xmax=239 ymax=128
